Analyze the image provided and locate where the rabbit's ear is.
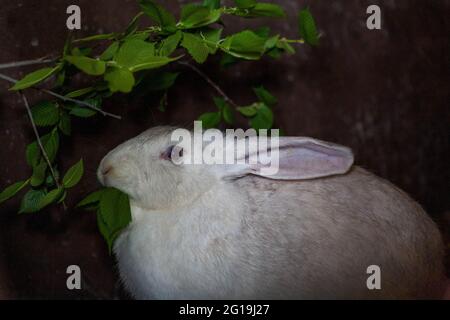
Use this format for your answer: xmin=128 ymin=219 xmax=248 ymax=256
xmin=222 ymin=137 xmax=354 ymax=180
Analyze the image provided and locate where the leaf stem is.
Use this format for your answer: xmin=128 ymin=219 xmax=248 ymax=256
xmin=177 ymin=61 xmax=239 ymax=109
xmin=221 ymin=7 xmax=240 ymax=15
xmin=141 ymin=26 xmax=162 ymax=33
xmin=0 ymin=73 xmax=122 ymax=120
xmin=282 ymin=38 xmax=305 ymax=44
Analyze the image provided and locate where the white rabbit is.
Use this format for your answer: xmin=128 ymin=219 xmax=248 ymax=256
xmin=97 ymin=126 xmax=445 ymax=299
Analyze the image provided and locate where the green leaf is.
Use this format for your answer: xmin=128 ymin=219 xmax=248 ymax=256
xmin=298 ymin=8 xmax=319 ymax=46
xmin=98 ymin=187 xmax=132 ymax=252
xmin=253 ymin=86 xmax=277 ymax=106
xmin=276 ymin=39 xmax=296 ymax=54
xmin=42 ymin=129 xmax=59 ymax=163
xmin=104 ymin=67 xmax=136 ymax=93
xmin=220 ymin=53 xmax=240 ymax=68
xmin=62 ymin=36 xmax=71 ymax=58
xmin=115 ymin=39 xmax=155 ymax=67
xmin=200 ymin=28 xmax=222 ymax=54
xmin=264 ymin=35 xmax=279 ymax=50
xmin=96 ymin=210 xmax=114 ymax=252
xmin=44 ymin=168 xmax=60 ymax=188
xmin=65 ymin=87 xmax=94 ymax=98
xmin=30 ymin=161 xmax=47 ymax=187
xmin=10 ymin=67 xmax=59 ymax=90
xmin=26 ymin=142 xmax=40 ymax=167
xmin=181 ymin=32 xmax=209 ymax=63
xmin=31 ymin=101 xmax=59 ymax=126
xmin=0 ymin=179 xmax=29 ymax=204
xmin=266 ymin=47 xmax=283 ymax=59
xmin=124 ymin=33 xmax=149 ymax=42
xmin=68 ymin=97 xmax=101 ymax=117
xmin=63 ymin=159 xmax=84 ymax=188
xmin=45 ymin=174 xmax=55 ymax=188
xmin=19 ymin=189 xmax=46 ymax=213
xmin=254 ymin=26 xmax=270 ymax=38
xmin=65 ymin=56 xmax=106 ymax=75
xmin=123 ymin=12 xmax=144 ymax=39
xmin=250 ymin=103 xmax=273 ymax=129
xmin=77 ymin=189 xmax=103 ymax=208
xmin=221 ymin=30 xmax=266 ymax=60
xmin=248 ymin=3 xmax=285 ymax=17
xmin=138 ymin=0 xmax=176 ymax=29
xmin=214 ymin=97 xmax=235 ymax=125
xmin=100 ymin=42 xmax=120 ymax=61
xmin=69 ymin=106 xmax=97 ymax=117
xmin=159 ymin=31 xmax=182 ymax=56
xmin=85 ymin=96 xmax=102 ymax=108
xmin=54 ymin=69 xmax=66 ymax=87
xmin=203 ymin=0 xmax=220 ymax=9
xmin=180 ymin=4 xmax=221 ymax=29
xmin=142 ymin=72 xmax=179 ymax=91
xmin=71 ymin=47 xmax=93 ymax=57
xmin=237 ymin=104 xmax=258 ymax=117
xmin=213 ymin=96 xmax=226 ymax=111
xmin=233 ymin=0 xmax=256 ymax=9
xmin=57 ymin=190 xmax=67 ymax=204
xmin=223 ymin=105 xmax=234 ymax=124
xmin=129 ymin=56 xmax=177 ymax=72
xmin=37 ymin=187 xmax=64 ymax=210
xmin=99 ymin=188 xmax=131 ymax=229
xmin=114 ymin=39 xmax=176 ymax=72
xmin=198 ymin=111 xmax=221 ymax=129
xmin=78 ymin=188 xmax=131 ymax=252
xmin=58 ymin=112 xmax=71 ymax=136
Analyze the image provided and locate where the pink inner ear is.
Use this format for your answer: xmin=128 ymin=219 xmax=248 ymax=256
xmin=256 ymin=140 xmax=354 ymax=180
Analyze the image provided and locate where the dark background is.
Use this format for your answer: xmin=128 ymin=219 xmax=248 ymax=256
xmin=0 ymin=0 xmax=448 ymax=299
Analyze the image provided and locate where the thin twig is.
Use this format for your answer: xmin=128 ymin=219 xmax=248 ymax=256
xmin=19 ymin=92 xmax=61 ymax=189
xmin=0 ymin=73 xmax=122 ymax=119
xmin=40 ymin=89 xmax=122 ymax=119
xmin=20 ymin=92 xmax=67 ymax=210
xmin=0 ymin=73 xmax=18 ymax=83
xmin=0 ymin=57 xmax=56 ymax=70
xmin=177 ymin=61 xmax=239 ymax=108
xmin=19 ymin=91 xmax=61 ymax=188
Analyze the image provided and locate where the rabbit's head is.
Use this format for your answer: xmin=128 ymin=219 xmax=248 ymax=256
xmin=98 ymin=126 xmax=354 ymax=210
xmin=97 ymin=126 xmax=216 ymax=210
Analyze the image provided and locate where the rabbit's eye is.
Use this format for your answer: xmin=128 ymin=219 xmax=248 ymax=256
xmin=161 ymin=145 xmax=183 ymax=161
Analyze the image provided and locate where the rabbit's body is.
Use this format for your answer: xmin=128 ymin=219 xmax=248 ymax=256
xmin=99 ymin=126 xmax=444 ymax=299
xmin=114 ymin=166 xmax=444 ymax=299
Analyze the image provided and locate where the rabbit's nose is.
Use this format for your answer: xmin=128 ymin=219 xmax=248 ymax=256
xmin=101 ymin=165 xmax=113 ymax=176
xmin=97 ymin=161 xmax=114 ymax=185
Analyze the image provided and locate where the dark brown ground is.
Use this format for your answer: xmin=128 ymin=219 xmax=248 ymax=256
xmin=0 ymin=0 xmax=448 ymax=299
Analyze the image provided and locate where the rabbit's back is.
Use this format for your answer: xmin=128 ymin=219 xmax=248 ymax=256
xmin=235 ymin=166 xmax=444 ymax=298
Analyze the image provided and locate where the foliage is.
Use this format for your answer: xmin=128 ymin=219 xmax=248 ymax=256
xmin=0 ymin=1 xmax=318 ymax=251
xmin=77 ymin=187 xmax=132 ymax=253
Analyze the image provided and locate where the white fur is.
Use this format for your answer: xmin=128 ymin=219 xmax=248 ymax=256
xmin=98 ymin=127 xmax=445 ymax=299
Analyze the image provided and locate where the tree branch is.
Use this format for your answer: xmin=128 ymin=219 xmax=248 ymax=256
xmin=0 ymin=57 xmax=56 ymax=70
xmin=177 ymin=61 xmax=239 ymax=109
xmin=19 ymin=92 xmax=61 ymax=189
xmin=0 ymin=73 xmax=122 ymax=120
xmin=41 ymin=89 xmax=122 ymax=119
